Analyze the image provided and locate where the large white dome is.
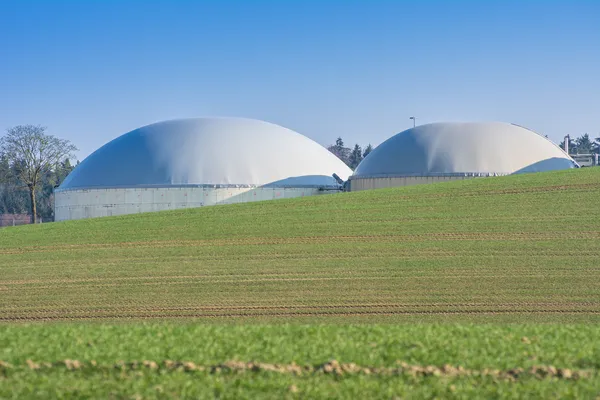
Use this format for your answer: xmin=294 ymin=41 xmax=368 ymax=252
xmin=60 ymin=118 xmax=352 ymax=190
xmin=353 ymin=122 xmax=577 ymax=178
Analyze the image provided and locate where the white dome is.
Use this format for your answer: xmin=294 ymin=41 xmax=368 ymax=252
xmin=353 ymin=122 xmax=577 ymax=178
xmin=60 ymin=118 xmax=352 ymax=190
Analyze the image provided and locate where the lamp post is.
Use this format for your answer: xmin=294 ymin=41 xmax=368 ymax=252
xmin=409 ymin=116 xmax=416 ymax=128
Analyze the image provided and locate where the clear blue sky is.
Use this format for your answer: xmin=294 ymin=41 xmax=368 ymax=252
xmin=1 ymin=0 xmax=599 ymax=159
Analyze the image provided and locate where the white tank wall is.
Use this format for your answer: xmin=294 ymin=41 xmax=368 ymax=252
xmin=55 ymin=186 xmax=335 ymax=221
xmin=348 ymin=175 xmax=482 ymax=191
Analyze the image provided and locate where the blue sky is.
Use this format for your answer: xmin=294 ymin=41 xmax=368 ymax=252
xmin=1 ymin=0 xmax=599 ymax=159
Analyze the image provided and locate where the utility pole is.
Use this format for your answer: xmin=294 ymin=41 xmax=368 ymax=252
xmin=409 ymin=116 xmax=416 ymax=128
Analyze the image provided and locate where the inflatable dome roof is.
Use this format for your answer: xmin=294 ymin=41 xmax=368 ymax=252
xmin=353 ymin=122 xmax=577 ymax=178
xmin=60 ymin=118 xmax=352 ymax=190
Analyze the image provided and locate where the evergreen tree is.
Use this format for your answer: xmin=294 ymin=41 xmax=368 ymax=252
xmin=37 ymin=158 xmax=76 ymax=220
xmin=3 ymin=166 xmax=26 ymax=216
xmin=0 ymin=157 xmax=28 ymax=215
xmin=58 ymin=159 xmax=74 ymax=182
xmin=327 ymin=137 xmax=351 ymax=166
xmin=558 ymin=136 xmax=576 ymax=153
xmin=348 ymin=144 xmax=363 ymax=170
xmin=575 ymin=134 xmax=593 ymax=154
xmin=363 ymin=144 xmax=373 ymax=158
xmin=559 ymin=133 xmax=598 ymax=155
xmin=0 ymin=154 xmax=11 ymax=184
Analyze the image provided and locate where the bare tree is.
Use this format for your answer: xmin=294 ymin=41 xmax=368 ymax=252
xmin=1 ymin=125 xmax=77 ymax=223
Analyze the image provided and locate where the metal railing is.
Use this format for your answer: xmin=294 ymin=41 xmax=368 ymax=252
xmin=0 ymin=217 xmax=44 ymax=228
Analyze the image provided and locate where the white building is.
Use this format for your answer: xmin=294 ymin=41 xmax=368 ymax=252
xmin=55 ymin=118 xmax=352 ymax=221
xmin=349 ymin=122 xmax=578 ymax=191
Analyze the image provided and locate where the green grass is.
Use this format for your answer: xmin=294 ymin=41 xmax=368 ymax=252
xmin=1 ymin=324 xmax=600 ymax=399
xmin=1 ymin=168 xmax=600 ymax=397
xmin=1 ymin=168 xmax=599 ymax=323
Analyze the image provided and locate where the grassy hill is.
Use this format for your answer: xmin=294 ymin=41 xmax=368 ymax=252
xmin=1 ymin=168 xmax=599 ymax=323
xmin=1 ymin=168 xmax=600 ymax=398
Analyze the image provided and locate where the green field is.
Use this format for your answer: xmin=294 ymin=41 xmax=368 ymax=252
xmin=1 ymin=324 xmax=600 ymax=399
xmin=1 ymin=168 xmax=599 ymax=323
xmin=1 ymin=168 xmax=600 ymax=398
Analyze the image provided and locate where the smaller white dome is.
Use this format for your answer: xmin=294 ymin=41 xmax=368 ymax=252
xmin=354 ymin=122 xmax=577 ymax=178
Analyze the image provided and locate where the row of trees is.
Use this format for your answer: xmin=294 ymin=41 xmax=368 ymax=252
xmin=0 ymin=125 xmax=78 ymax=223
xmin=558 ymin=133 xmax=600 ymax=155
xmin=327 ymin=138 xmax=373 ymax=170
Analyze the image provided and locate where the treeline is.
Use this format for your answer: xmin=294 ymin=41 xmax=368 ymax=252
xmin=558 ymin=133 xmax=600 ymax=155
xmin=327 ymin=137 xmax=373 ymax=170
xmin=0 ymin=156 xmax=76 ymax=221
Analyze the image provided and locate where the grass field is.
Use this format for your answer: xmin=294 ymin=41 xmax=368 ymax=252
xmin=1 ymin=168 xmax=600 ymax=398
xmin=1 ymin=324 xmax=600 ymax=399
xmin=1 ymin=168 xmax=599 ymax=323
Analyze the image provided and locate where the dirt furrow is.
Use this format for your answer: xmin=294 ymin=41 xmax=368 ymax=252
xmin=3 ymin=273 xmax=599 ymax=291
xmin=2 ymin=308 xmax=600 ymax=322
xmin=5 ymin=250 xmax=600 ymax=270
xmin=2 ymin=231 xmax=599 ymax=255
xmin=2 ymin=302 xmax=600 ymax=316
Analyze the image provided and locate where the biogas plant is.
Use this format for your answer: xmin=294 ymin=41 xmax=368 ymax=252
xmin=55 ymin=118 xmax=352 ymax=221
xmin=55 ymin=119 xmax=578 ymax=221
xmin=347 ymin=122 xmax=577 ymax=191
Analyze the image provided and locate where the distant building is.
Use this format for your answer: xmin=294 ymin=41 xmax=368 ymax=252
xmin=349 ymin=122 xmax=578 ymax=191
xmin=55 ymin=118 xmax=352 ymax=221
xmin=569 ymin=154 xmax=597 ymax=167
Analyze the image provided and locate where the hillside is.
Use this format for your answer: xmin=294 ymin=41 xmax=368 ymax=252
xmin=1 ymin=168 xmax=599 ymax=322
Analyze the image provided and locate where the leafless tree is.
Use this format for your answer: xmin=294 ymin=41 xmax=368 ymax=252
xmin=1 ymin=125 xmax=77 ymax=223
